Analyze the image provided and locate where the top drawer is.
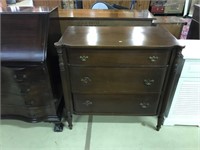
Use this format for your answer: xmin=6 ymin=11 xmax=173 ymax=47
xmin=68 ymin=49 xmax=171 ymax=66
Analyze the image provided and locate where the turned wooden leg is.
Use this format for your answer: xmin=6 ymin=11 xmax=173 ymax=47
xmin=67 ymin=111 xmax=73 ymax=130
xmin=156 ymin=116 xmax=165 ymax=131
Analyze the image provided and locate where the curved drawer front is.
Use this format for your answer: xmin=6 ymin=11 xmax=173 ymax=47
xmin=1 ymin=66 xmax=54 ymax=107
xmin=70 ymin=67 xmax=167 ymax=93
xmin=68 ymin=49 xmax=171 ymax=66
xmin=73 ymin=94 xmax=160 ymax=115
xmin=1 ymin=104 xmax=57 ymax=121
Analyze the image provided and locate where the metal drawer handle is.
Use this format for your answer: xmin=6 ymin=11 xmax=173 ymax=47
xmin=140 ymin=102 xmax=150 ymax=109
xmin=80 ymin=55 xmax=89 ymax=62
xmin=25 ymin=100 xmax=35 ymax=105
xmin=83 ymin=100 xmax=93 ymax=106
xmin=81 ymin=77 xmax=92 ymax=84
xmin=21 ymin=88 xmax=30 ymax=94
xmin=144 ymin=79 xmax=154 ymax=86
xmin=149 ymin=56 xmax=159 ymax=62
xmin=13 ymin=74 xmax=27 ymax=82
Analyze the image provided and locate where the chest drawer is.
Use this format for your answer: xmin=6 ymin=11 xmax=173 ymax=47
xmin=1 ymin=66 xmax=54 ymax=107
xmin=73 ymin=94 xmax=160 ymax=115
xmin=70 ymin=67 xmax=167 ymax=93
xmin=1 ymin=104 xmax=57 ymax=121
xmin=68 ymin=49 xmax=171 ymax=66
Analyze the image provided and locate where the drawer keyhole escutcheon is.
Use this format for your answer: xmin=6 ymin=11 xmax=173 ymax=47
xmin=144 ymin=79 xmax=154 ymax=86
xmin=81 ymin=77 xmax=92 ymax=84
xmin=140 ymin=102 xmax=150 ymax=109
xmin=80 ymin=55 xmax=89 ymax=61
xmin=149 ymin=56 xmax=159 ymax=62
xmin=83 ymin=100 xmax=93 ymax=106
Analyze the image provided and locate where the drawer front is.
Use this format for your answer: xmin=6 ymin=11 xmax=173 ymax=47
xmin=1 ymin=104 xmax=57 ymax=121
xmin=1 ymin=66 xmax=54 ymax=107
xmin=73 ymin=94 xmax=160 ymax=115
xmin=70 ymin=67 xmax=167 ymax=93
xmin=181 ymin=60 xmax=200 ymax=78
xmin=68 ymin=49 xmax=171 ymax=66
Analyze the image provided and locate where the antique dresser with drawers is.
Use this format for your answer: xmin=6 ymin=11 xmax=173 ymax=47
xmin=55 ymin=26 xmax=184 ymax=131
xmin=1 ymin=7 xmax=63 ymax=131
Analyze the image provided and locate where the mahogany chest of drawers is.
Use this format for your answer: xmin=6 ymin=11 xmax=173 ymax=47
xmin=55 ymin=26 xmax=184 ymax=130
xmin=0 ymin=7 xmax=63 ymax=131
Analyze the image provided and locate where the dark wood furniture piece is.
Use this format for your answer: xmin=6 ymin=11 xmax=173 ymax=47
xmin=153 ymin=16 xmax=187 ymax=39
xmin=58 ymin=9 xmax=155 ymax=33
xmin=55 ymin=26 xmax=184 ymax=131
xmin=187 ymin=4 xmax=200 ymax=39
xmin=1 ymin=7 xmax=63 ymax=132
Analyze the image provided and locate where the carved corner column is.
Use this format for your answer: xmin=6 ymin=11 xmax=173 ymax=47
xmin=55 ymin=42 xmax=73 ymax=129
xmin=156 ymin=46 xmax=184 ymax=131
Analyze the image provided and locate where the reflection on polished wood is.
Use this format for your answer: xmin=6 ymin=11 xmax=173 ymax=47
xmin=58 ymin=9 xmax=155 ymax=32
xmin=59 ymin=26 xmax=179 ymax=47
xmin=0 ymin=6 xmax=56 ymax=13
xmin=153 ymin=16 xmax=187 ymax=39
xmin=58 ymin=9 xmax=154 ymax=19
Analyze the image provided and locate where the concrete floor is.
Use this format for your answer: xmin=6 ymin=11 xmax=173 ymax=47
xmin=0 ymin=115 xmax=199 ymax=150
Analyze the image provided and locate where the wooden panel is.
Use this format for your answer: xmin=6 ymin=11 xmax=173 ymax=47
xmin=134 ymin=0 xmax=150 ymax=10
xmin=68 ymin=49 xmax=171 ymax=66
xmin=33 ymin=0 xmax=61 ymax=8
xmin=0 ymin=0 xmax=7 ymax=7
xmin=159 ymin=24 xmax=183 ymax=39
xmin=73 ymin=93 xmax=160 ymax=115
xmin=1 ymin=14 xmax=46 ymax=62
xmin=70 ymin=67 xmax=167 ymax=93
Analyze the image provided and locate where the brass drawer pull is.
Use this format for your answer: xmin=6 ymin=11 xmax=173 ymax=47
xmin=144 ymin=79 xmax=154 ymax=86
xmin=140 ymin=102 xmax=150 ymax=109
xmin=81 ymin=77 xmax=92 ymax=84
xmin=149 ymin=56 xmax=159 ymax=62
xmin=13 ymin=74 xmax=27 ymax=82
xmin=80 ymin=55 xmax=89 ymax=62
xmin=25 ymin=100 xmax=35 ymax=105
xmin=83 ymin=100 xmax=93 ymax=106
xmin=20 ymin=88 xmax=30 ymax=94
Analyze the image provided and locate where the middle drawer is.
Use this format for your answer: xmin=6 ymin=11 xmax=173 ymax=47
xmin=70 ymin=67 xmax=167 ymax=93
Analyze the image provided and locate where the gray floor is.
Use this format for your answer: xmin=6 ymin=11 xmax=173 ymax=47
xmin=0 ymin=115 xmax=199 ymax=150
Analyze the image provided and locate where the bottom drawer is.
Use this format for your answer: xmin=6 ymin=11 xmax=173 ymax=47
xmin=73 ymin=94 xmax=160 ymax=115
xmin=1 ymin=104 xmax=58 ymax=122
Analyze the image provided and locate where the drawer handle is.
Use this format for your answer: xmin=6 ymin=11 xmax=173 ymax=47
xmin=81 ymin=77 xmax=92 ymax=84
xmin=13 ymin=74 xmax=27 ymax=82
xmin=144 ymin=79 xmax=154 ymax=86
xmin=80 ymin=55 xmax=89 ymax=62
xmin=83 ymin=100 xmax=93 ymax=106
xmin=149 ymin=56 xmax=159 ymax=62
xmin=140 ymin=102 xmax=150 ymax=109
xmin=21 ymin=88 xmax=30 ymax=95
xmin=25 ymin=100 xmax=35 ymax=106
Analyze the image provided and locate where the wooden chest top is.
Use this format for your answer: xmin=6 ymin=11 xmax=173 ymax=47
xmin=58 ymin=26 xmax=180 ymax=48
